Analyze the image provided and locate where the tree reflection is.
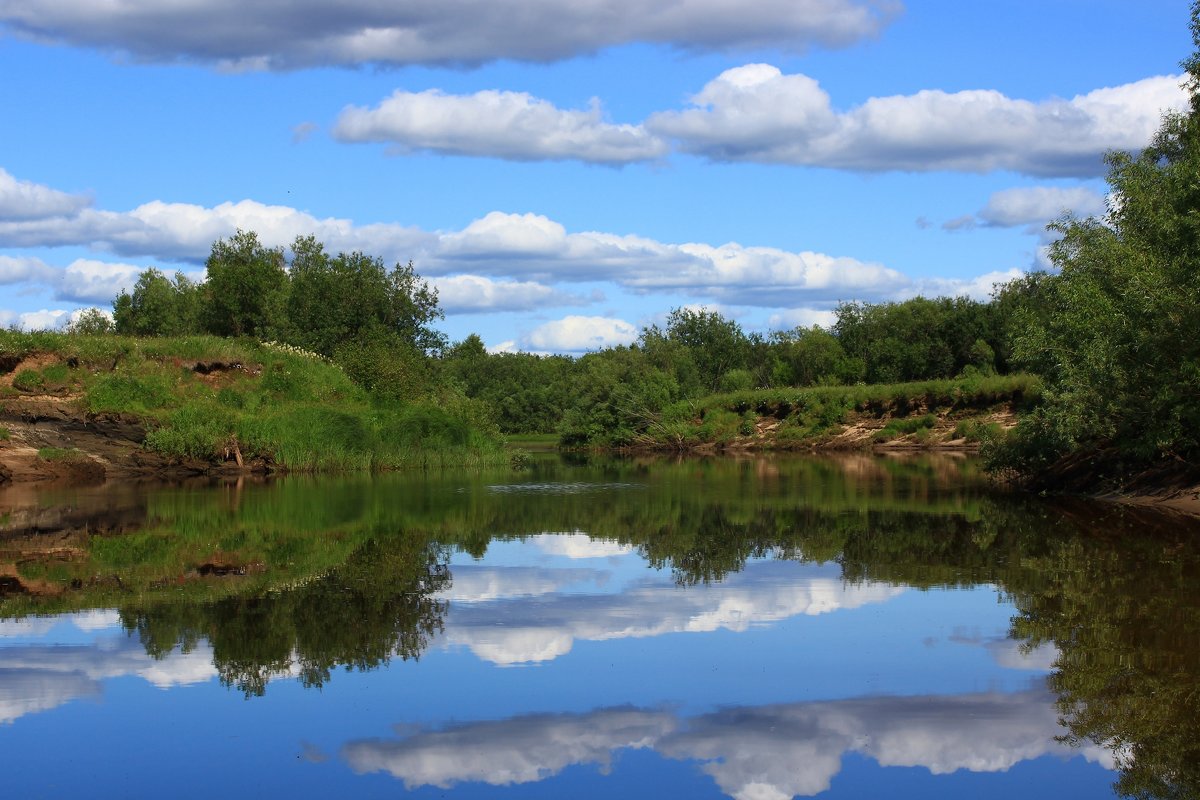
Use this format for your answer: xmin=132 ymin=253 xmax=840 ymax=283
xmin=120 ymin=537 xmax=450 ymax=696
xmin=1008 ymin=504 xmax=1200 ymax=800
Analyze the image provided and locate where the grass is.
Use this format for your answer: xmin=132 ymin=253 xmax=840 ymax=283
xmin=873 ymin=413 xmax=938 ymax=443
xmin=0 ymin=329 xmax=509 ymax=471
xmin=37 ymin=447 xmax=90 ymax=462
xmin=0 ymin=426 xmax=9 ymax=440
xmin=628 ymin=374 xmax=1040 ymax=450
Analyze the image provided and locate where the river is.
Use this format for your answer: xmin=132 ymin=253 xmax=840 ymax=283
xmin=1 ymin=453 xmax=1197 ymax=798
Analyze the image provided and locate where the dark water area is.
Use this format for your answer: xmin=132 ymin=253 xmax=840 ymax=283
xmin=1 ymin=453 xmax=1198 ymax=799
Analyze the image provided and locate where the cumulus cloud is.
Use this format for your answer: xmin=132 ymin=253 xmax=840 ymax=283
xmin=440 ymin=561 xmax=904 ymax=665
xmin=0 ymin=169 xmax=1023 ymax=325
xmin=659 ymin=689 xmax=1115 ymax=799
xmin=5 ymin=309 xmax=73 ymax=331
xmin=0 ymin=634 xmax=218 ymax=724
xmin=648 ymin=65 xmax=1187 ymax=177
xmin=431 ymin=275 xmax=591 ymax=313
xmin=976 ymin=186 xmax=1108 ymax=228
xmin=521 ymin=315 xmax=639 ymax=353
xmin=0 ymin=254 xmax=57 ymax=285
xmin=909 ymin=268 xmax=1026 ymax=302
xmin=0 ymin=168 xmax=90 ymax=221
xmin=766 ymin=307 xmax=838 ymax=330
xmin=341 ymin=689 xmax=1115 ymax=795
xmin=335 ymin=90 xmax=666 ymax=164
xmin=0 ymin=1 xmax=895 ymax=70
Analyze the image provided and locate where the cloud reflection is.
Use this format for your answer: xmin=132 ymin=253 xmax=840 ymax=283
xmin=344 ymin=707 xmax=675 ymax=788
xmin=343 ymin=688 xmax=1115 ymax=797
xmin=442 ymin=561 xmax=904 ymax=664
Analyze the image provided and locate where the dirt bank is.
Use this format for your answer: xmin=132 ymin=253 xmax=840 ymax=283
xmin=0 ymin=396 xmax=268 ymax=486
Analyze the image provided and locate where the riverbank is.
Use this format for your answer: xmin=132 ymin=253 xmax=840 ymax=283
xmin=0 ymin=332 xmax=508 ymax=485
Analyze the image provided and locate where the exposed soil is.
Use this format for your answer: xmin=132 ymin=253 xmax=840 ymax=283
xmin=1 ymin=352 xmax=270 ymax=484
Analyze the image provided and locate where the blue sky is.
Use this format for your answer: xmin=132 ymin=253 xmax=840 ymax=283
xmin=0 ymin=1 xmax=1191 ymax=352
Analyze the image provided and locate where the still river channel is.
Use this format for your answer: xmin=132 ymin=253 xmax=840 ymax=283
xmin=1 ymin=453 xmax=1197 ymax=799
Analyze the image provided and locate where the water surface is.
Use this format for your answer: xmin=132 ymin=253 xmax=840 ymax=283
xmin=1 ymin=453 xmax=1197 ymax=798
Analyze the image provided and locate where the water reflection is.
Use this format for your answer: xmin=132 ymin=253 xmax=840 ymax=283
xmin=440 ymin=561 xmax=903 ymax=665
xmin=342 ymin=689 xmax=1115 ymax=798
xmin=1 ymin=454 xmax=1198 ymax=798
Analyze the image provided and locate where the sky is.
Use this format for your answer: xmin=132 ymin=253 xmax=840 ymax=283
xmin=0 ymin=1 xmax=1192 ymax=353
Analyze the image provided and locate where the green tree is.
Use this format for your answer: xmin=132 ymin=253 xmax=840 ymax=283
xmin=658 ymin=307 xmax=752 ymax=394
xmin=995 ymin=6 xmax=1200 ymax=480
xmin=66 ymin=308 xmax=113 ymax=335
xmin=202 ymin=230 xmax=287 ymax=338
xmin=285 ymin=236 xmax=445 ymax=357
xmin=770 ymin=326 xmax=862 ymax=386
xmin=112 ymin=268 xmax=202 ymax=336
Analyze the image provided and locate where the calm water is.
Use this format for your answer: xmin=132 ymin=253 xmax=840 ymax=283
xmin=1 ymin=453 xmax=1197 ymax=799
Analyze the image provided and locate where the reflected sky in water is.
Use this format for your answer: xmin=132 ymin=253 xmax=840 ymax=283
xmin=0 ymin=454 xmax=1178 ymax=798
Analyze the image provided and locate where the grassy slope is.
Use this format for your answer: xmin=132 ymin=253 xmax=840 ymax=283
xmin=629 ymin=374 xmax=1041 ymax=450
xmin=0 ymin=331 xmax=507 ymax=471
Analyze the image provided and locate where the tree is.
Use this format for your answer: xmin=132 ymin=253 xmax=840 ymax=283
xmin=66 ymin=308 xmax=113 ymax=335
xmin=202 ymin=230 xmax=287 ymax=338
xmin=996 ymin=5 xmax=1200 ymax=479
xmin=112 ymin=268 xmax=202 ymax=336
xmin=770 ymin=326 xmax=862 ymax=387
xmin=658 ymin=307 xmax=751 ymax=394
xmin=284 ymin=235 xmax=445 ymax=357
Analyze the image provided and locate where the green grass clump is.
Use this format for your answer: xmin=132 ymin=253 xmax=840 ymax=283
xmin=0 ymin=426 xmax=9 ymax=440
xmin=37 ymin=447 xmax=89 ymax=462
xmin=953 ymin=419 xmax=1003 ymax=443
xmin=144 ymin=402 xmax=237 ymax=459
xmin=874 ymin=413 xmax=938 ymax=443
xmin=12 ymin=368 xmax=45 ymax=392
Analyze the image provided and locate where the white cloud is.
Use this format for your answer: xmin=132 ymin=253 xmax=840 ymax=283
xmin=0 ymin=168 xmax=90 ymax=221
xmin=648 ymin=66 xmax=1187 ymax=177
xmin=976 ymin=186 xmax=1108 ymax=228
xmin=522 ymin=315 xmax=639 ymax=353
xmin=56 ymin=259 xmax=145 ymax=304
xmin=0 ymin=254 xmax=57 ymax=285
xmin=0 ymin=169 xmax=1028 ymax=323
xmin=10 ymin=309 xmax=72 ymax=331
xmin=431 ymin=275 xmax=590 ymax=313
xmin=335 ymin=90 xmax=666 ymax=164
xmin=766 ymin=307 xmax=838 ymax=330
xmin=910 ymin=268 xmax=1026 ymax=302
xmin=0 ymin=197 xmax=433 ymax=262
xmin=0 ymin=1 xmax=895 ymax=70
xmin=659 ymin=690 xmax=1115 ymax=799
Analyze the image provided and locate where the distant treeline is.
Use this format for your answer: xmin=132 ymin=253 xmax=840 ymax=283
xmin=102 ymin=242 xmax=1023 ymax=439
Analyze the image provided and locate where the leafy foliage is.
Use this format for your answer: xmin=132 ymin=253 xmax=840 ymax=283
xmin=990 ymin=9 xmax=1200 ymax=482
